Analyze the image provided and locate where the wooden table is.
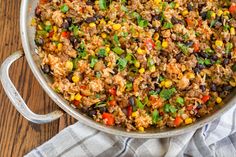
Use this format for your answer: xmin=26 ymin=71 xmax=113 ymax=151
xmin=0 ymin=1 xmax=76 ymax=156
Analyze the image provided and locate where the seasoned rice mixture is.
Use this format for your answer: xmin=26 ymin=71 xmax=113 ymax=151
xmin=34 ymin=0 xmax=236 ymax=131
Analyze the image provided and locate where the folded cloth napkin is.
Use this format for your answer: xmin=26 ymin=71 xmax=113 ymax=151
xmin=26 ymin=105 xmax=236 ymax=157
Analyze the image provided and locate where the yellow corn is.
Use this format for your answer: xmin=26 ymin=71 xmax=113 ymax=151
xmin=230 ymin=27 xmax=235 ymax=36
xmin=45 ymin=21 xmax=51 ymax=26
xmin=101 ymin=32 xmax=107 ymax=39
xmin=139 ymin=68 xmax=145 ymax=74
xmin=72 ymin=75 xmax=80 ymax=83
xmin=182 ymin=10 xmax=189 ymax=16
xmin=100 ymin=19 xmax=106 ymax=25
xmin=105 ymin=47 xmax=110 ymax=53
xmin=57 ymin=43 xmax=63 ymax=51
xmin=217 ymin=9 xmax=223 ymax=16
xmin=164 ymin=80 xmax=172 ymax=88
xmin=134 ymin=61 xmax=140 ymax=68
xmin=52 ymin=34 xmax=59 ymax=41
xmin=89 ymin=22 xmax=96 ymax=28
xmin=154 ymin=0 xmax=161 ymax=5
xmin=153 ymin=33 xmax=159 ymax=41
xmin=137 ymin=48 xmax=145 ymax=55
xmin=186 ymin=72 xmax=195 ymax=79
xmin=162 ymin=40 xmax=168 ymax=49
xmin=53 ymin=26 xmax=58 ymax=33
xmin=65 ymin=61 xmax=73 ymax=71
xmin=138 ymin=127 xmax=144 ymax=132
xmin=216 ymin=97 xmax=222 ymax=104
xmin=223 ymin=10 xmax=230 ymax=16
xmin=131 ymin=112 xmax=137 ymax=117
xmin=70 ymin=94 xmax=75 ymax=101
xmin=112 ymin=23 xmax=121 ymax=30
xmin=149 ymin=65 xmax=156 ymax=73
xmin=160 ymin=81 xmax=165 ymax=87
xmin=74 ymin=93 xmax=82 ymax=101
xmin=175 ymin=3 xmax=180 ymax=9
xmin=229 ymin=80 xmax=236 ymax=87
xmin=215 ymin=40 xmax=223 ymax=47
xmin=185 ymin=118 xmax=193 ymax=124
xmin=211 ymin=12 xmax=216 ymax=19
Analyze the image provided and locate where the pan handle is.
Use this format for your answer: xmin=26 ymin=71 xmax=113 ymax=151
xmin=0 ymin=50 xmax=63 ymax=124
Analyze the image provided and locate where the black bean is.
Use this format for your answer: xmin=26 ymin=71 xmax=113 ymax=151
xmin=197 ymin=64 xmax=205 ymax=70
xmin=185 ymin=41 xmax=194 ymax=47
xmin=200 ymin=85 xmax=206 ymax=92
xmin=211 ymin=55 xmax=218 ymax=61
xmin=85 ymin=17 xmax=97 ymax=23
xmin=217 ymin=86 xmax=223 ymax=92
xmin=160 ymin=50 xmax=168 ymax=57
xmin=197 ymin=104 xmax=202 ymax=109
xmin=211 ymin=83 xmax=217 ymax=92
xmin=171 ymin=16 xmax=179 ymax=25
xmin=222 ymin=58 xmax=229 ymax=66
xmin=199 ymin=52 xmax=209 ymax=58
xmin=227 ymin=53 xmax=232 ymax=59
xmin=187 ymin=3 xmax=193 ymax=11
xmin=69 ymin=36 xmax=79 ymax=47
xmin=35 ymin=38 xmax=44 ymax=46
xmin=66 ymin=17 xmax=72 ymax=25
xmin=95 ymin=14 xmax=104 ymax=19
xmin=155 ymin=87 xmax=161 ymax=94
xmin=129 ymin=96 xmax=136 ymax=107
xmin=200 ymin=11 xmax=207 ymax=20
xmin=223 ymin=85 xmax=232 ymax=91
xmin=41 ymin=64 xmax=50 ymax=74
xmin=159 ymin=36 xmax=164 ymax=42
xmin=88 ymin=110 xmax=96 ymax=117
xmin=35 ymin=6 xmax=41 ymax=17
xmin=86 ymin=0 xmax=95 ymax=5
xmin=193 ymin=67 xmax=200 ymax=74
xmin=99 ymin=107 xmax=107 ymax=113
xmin=67 ymin=72 xmax=74 ymax=82
xmin=62 ymin=21 xmax=70 ymax=29
xmin=153 ymin=15 xmax=160 ymax=20
xmin=175 ymin=53 xmax=182 ymax=61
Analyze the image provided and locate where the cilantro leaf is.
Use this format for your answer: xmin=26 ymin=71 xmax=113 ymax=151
xmin=99 ymin=0 xmax=107 ymax=10
xmin=160 ymin=88 xmax=176 ymax=100
xmin=117 ymin=58 xmax=127 ymax=70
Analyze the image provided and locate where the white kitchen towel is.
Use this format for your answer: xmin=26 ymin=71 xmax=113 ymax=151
xmin=26 ymin=105 xmax=236 ymax=157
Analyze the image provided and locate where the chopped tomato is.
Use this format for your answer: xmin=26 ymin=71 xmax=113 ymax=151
xmin=102 ymin=113 xmax=115 ymax=126
xmin=108 ymin=100 xmax=116 ymax=106
xmin=202 ymin=95 xmax=210 ymax=103
xmin=72 ymin=100 xmax=80 ymax=106
xmin=187 ymin=104 xmax=193 ymax=111
xmin=80 ymin=85 xmax=87 ymax=90
xmin=49 ymin=31 xmax=54 ymax=38
xmin=61 ymin=31 xmax=70 ymax=38
xmin=198 ymin=19 xmax=202 ymax=27
xmin=108 ymin=87 xmax=116 ymax=96
xmin=127 ymin=106 xmax=132 ymax=117
xmin=229 ymin=4 xmax=236 ymax=14
xmin=193 ymin=42 xmax=200 ymax=52
xmin=145 ymin=39 xmax=155 ymax=51
xmin=174 ymin=116 xmax=183 ymax=127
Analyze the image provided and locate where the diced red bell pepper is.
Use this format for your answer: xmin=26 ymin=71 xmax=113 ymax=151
xmin=187 ymin=104 xmax=193 ymax=111
xmin=61 ymin=31 xmax=70 ymax=38
xmin=108 ymin=87 xmax=116 ymax=96
xmin=108 ymin=100 xmax=116 ymax=106
xmin=198 ymin=19 xmax=202 ymax=27
xmin=202 ymin=95 xmax=210 ymax=103
xmin=145 ymin=39 xmax=155 ymax=51
xmin=49 ymin=31 xmax=54 ymax=38
xmin=193 ymin=42 xmax=200 ymax=53
xmin=229 ymin=4 xmax=236 ymax=14
xmin=102 ymin=113 xmax=115 ymax=126
xmin=72 ymin=100 xmax=80 ymax=106
xmin=127 ymin=106 xmax=132 ymax=117
xmin=80 ymin=85 xmax=87 ymax=90
xmin=174 ymin=116 xmax=183 ymax=127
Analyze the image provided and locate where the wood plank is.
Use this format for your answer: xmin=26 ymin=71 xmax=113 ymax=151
xmin=0 ymin=1 xmax=76 ymax=156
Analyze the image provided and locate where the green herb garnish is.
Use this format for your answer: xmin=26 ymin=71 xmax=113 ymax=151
xmin=60 ymin=4 xmax=69 ymax=13
xmin=117 ymin=58 xmax=127 ymax=70
xmin=160 ymin=88 xmax=176 ymax=100
xmin=99 ymin=0 xmax=107 ymax=10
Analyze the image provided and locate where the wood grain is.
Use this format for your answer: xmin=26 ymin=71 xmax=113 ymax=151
xmin=0 ymin=1 xmax=76 ymax=156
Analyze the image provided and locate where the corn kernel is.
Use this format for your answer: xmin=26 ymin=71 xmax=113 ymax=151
xmin=139 ymin=68 xmax=145 ymax=74
xmin=101 ymin=32 xmax=107 ymax=39
xmin=65 ymin=60 xmax=73 ymax=71
xmin=52 ymin=34 xmax=59 ymax=41
xmin=186 ymin=72 xmax=195 ymax=79
xmin=217 ymin=9 xmax=223 ymax=16
xmin=138 ymin=127 xmax=144 ymax=132
xmin=154 ymin=0 xmax=161 ymax=5
xmin=100 ymin=19 xmax=106 ymax=25
xmin=215 ymin=40 xmax=223 ymax=47
xmin=182 ymin=10 xmax=189 ymax=16
xmin=164 ymin=80 xmax=172 ymax=88
xmin=57 ymin=43 xmax=63 ymax=51
xmin=89 ymin=22 xmax=96 ymax=28
xmin=53 ymin=26 xmax=58 ymax=33
xmin=185 ymin=118 xmax=193 ymax=124
xmin=175 ymin=3 xmax=180 ymax=8
xmin=70 ymin=94 xmax=75 ymax=101
xmin=74 ymin=93 xmax=82 ymax=101
xmin=230 ymin=80 xmax=236 ymax=87
xmin=112 ymin=23 xmax=121 ymax=30
xmin=132 ymin=112 xmax=137 ymax=117
xmin=160 ymin=81 xmax=165 ymax=87
xmin=149 ymin=65 xmax=156 ymax=73
xmin=137 ymin=48 xmax=145 ymax=55
xmin=162 ymin=40 xmax=168 ymax=49
xmin=216 ymin=97 xmax=222 ymax=104
xmin=72 ymin=75 xmax=80 ymax=83
xmin=134 ymin=61 xmax=140 ymax=68
xmin=108 ymin=21 xmax=113 ymax=25
xmin=153 ymin=33 xmax=159 ymax=41
xmin=223 ymin=10 xmax=229 ymax=16
xmin=230 ymin=27 xmax=235 ymax=36
xmin=45 ymin=21 xmax=51 ymax=26
xmin=211 ymin=12 xmax=216 ymax=19
xmin=105 ymin=47 xmax=110 ymax=53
